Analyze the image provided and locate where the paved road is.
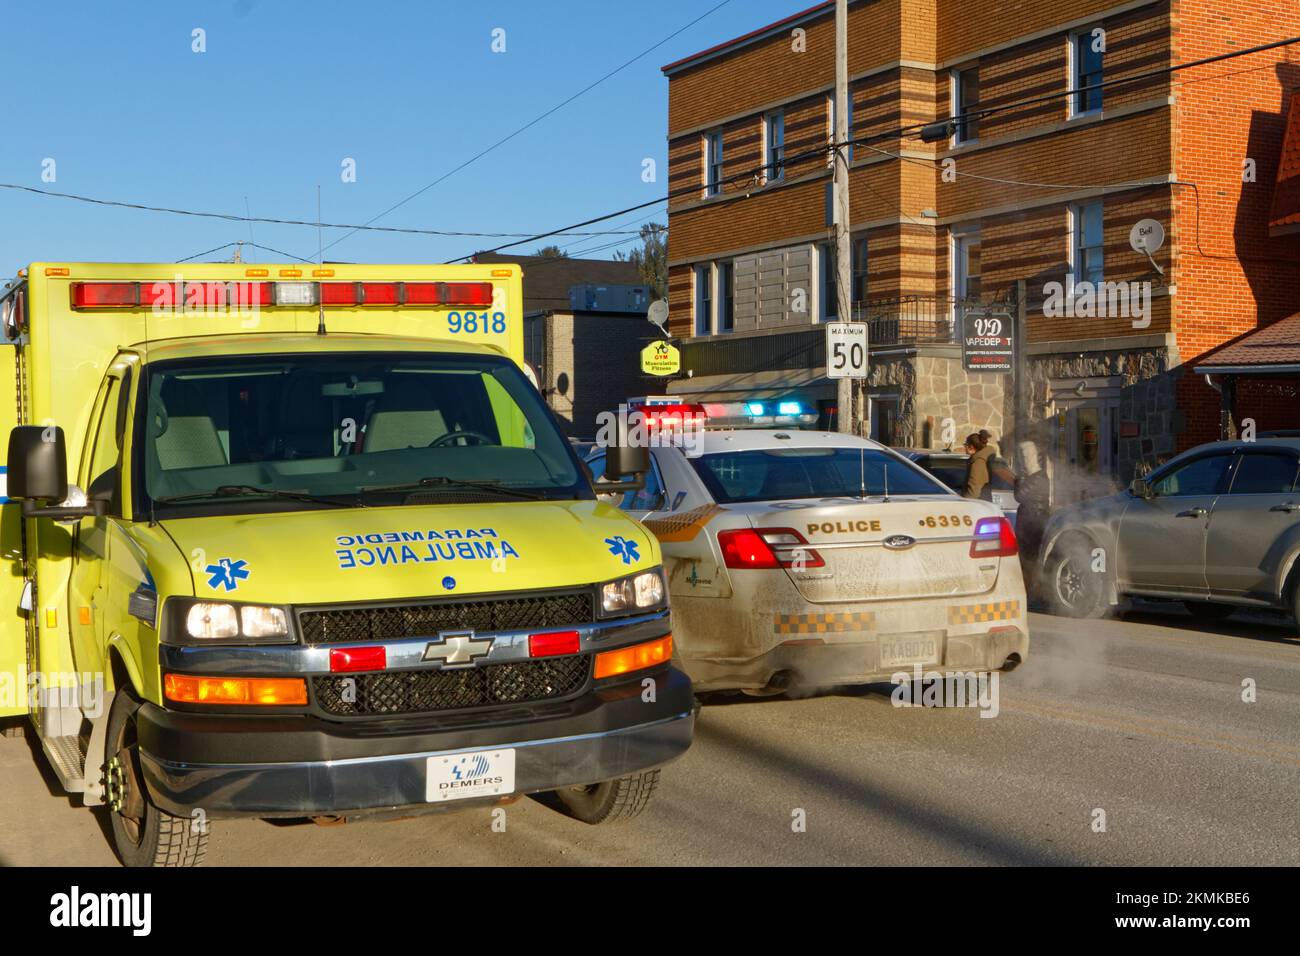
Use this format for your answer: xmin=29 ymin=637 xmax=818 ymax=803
xmin=2 ymin=608 xmax=1297 ymax=866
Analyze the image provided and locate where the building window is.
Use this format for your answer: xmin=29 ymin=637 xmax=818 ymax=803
xmin=820 ymin=242 xmax=838 ymax=321
xmin=694 ymin=264 xmax=713 ymax=335
xmin=765 ymin=111 xmax=785 ymax=183
xmin=952 ymin=68 xmax=980 ymax=144
xmin=828 ymin=93 xmax=855 ymax=164
xmin=1072 ymin=202 xmax=1105 ymax=286
xmin=952 ymin=228 xmax=982 ymax=302
xmin=851 ymin=236 xmax=869 ymax=305
xmin=705 ymin=131 xmax=724 ymax=196
xmin=718 ymin=262 xmax=735 ymax=332
xmin=1071 ymin=29 xmax=1104 ymax=116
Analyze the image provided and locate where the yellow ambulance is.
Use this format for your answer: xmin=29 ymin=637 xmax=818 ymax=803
xmin=0 ymin=262 xmax=691 ymax=866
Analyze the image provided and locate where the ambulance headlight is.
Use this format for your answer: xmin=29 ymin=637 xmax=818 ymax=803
xmin=165 ymin=598 xmax=295 ymax=645
xmin=240 ymin=605 xmax=289 ymax=638
xmin=599 ymin=568 xmax=667 ymax=616
xmin=187 ymin=603 xmax=238 ymax=639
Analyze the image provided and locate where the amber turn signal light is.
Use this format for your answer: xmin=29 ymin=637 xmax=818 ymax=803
xmin=164 ymin=674 xmax=308 ymax=706
xmin=593 ymin=635 xmax=672 ymax=680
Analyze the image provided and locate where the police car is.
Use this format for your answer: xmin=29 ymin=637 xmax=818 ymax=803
xmin=586 ymin=406 xmax=1029 ymax=695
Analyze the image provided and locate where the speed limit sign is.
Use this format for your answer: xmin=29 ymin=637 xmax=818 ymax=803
xmin=825 ymin=322 xmax=867 ymax=379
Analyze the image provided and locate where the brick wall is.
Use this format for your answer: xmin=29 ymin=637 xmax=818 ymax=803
xmin=1170 ymin=0 xmax=1300 ymax=448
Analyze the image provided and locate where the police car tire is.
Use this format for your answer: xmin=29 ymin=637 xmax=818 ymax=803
xmin=106 ymin=689 xmax=208 ymax=868
xmin=554 ymin=770 xmax=660 ymax=824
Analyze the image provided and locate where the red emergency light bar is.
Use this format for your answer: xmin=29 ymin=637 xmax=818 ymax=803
xmin=638 ymin=403 xmax=707 ymax=429
xmin=70 ymin=280 xmax=493 ymax=310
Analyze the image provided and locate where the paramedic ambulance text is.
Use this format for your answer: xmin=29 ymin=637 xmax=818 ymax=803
xmin=335 ymin=527 xmax=520 ymax=569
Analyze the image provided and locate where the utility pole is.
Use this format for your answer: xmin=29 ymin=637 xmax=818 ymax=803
xmin=833 ymin=0 xmax=855 ymax=434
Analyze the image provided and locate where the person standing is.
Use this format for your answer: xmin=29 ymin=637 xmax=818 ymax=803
xmin=1014 ymin=439 xmax=1051 ymax=593
xmin=962 ymin=432 xmax=995 ymax=500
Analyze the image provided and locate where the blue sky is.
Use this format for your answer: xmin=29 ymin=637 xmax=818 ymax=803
xmin=0 ymin=0 xmax=804 ymax=273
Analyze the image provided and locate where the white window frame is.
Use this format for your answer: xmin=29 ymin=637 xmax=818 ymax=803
xmin=950 ymin=67 xmax=980 ymax=145
xmin=694 ymin=263 xmax=714 ymax=335
xmin=704 ymin=130 xmax=724 ymax=197
xmin=1069 ymin=201 xmax=1105 ymax=291
xmin=764 ymin=111 xmax=785 ymax=184
xmin=1068 ymin=28 xmax=1105 ymax=119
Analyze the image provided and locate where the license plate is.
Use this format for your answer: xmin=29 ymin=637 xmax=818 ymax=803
xmin=878 ymin=632 xmax=942 ymax=669
xmin=426 ymin=749 xmax=516 ymax=802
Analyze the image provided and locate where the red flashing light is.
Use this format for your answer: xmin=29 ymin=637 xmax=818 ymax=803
xmin=442 ymin=282 xmax=494 ymax=307
xmin=329 ymin=645 xmax=387 ymax=673
xmin=360 ymin=282 xmax=400 ymax=306
xmin=319 ymin=283 xmax=357 ymax=306
xmin=71 ymin=282 xmax=138 ymax=309
xmin=528 ymin=630 xmax=581 ymax=658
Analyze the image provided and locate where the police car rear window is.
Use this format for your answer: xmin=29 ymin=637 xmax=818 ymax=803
xmin=691 ymin=448 xmax=948 ymax=504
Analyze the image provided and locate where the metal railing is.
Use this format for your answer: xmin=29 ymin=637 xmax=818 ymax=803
xmin=849 ymin=295 xmax=977 ymax=345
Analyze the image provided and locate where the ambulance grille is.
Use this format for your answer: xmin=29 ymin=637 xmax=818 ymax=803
xmin=297 ymin=591 xmax=594 ymax=644
xmin=311 ymin=656 xmax=590 ymax=717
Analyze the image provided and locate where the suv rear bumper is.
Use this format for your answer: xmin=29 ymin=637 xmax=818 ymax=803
xmin=136 ymin=666 xmax=694 ymax=818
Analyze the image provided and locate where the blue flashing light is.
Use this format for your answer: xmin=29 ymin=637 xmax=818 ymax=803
xmin=745 ymin=402 xmax=766 ymax=416
xmin=777 ymin=401 xmax=802 ymax=416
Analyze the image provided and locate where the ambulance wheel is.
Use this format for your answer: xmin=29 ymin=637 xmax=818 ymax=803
xmin=105 ymin=688 xmax=207 ymax=868
xmin=553 ymin=770 xmax=659 ymax=824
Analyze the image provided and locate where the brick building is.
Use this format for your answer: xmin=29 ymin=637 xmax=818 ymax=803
xmin=661 ymin=0 xmax=1300 ymax=487
xmin=471 ymin=254 xmax=658 ymax=437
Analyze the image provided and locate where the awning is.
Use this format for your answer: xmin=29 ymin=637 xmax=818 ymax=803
xmin=1194 ymin=313 xmax=1300 ymax=375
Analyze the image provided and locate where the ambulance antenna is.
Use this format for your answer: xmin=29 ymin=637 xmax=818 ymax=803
xmin=316 ymin=185 xmax=327 ymax=336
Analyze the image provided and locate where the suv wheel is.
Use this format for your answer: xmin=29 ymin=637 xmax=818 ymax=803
xmin=1045 ymin=538 xmax=1109 ymax=619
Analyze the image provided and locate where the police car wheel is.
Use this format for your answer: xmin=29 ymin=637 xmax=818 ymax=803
xmin=1045 ymin=538 xmax=1108 ymax=619
xmin=553 ymin=770 xmax=660 ymax=824
xmin=105 ymin=688 xmax=208 ymax=868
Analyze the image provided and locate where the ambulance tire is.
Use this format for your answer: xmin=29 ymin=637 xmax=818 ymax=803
xmin=553 ymin=769 xmax=660 ymax=824
xmin=105 ymin=688 xmax=207 ymax=868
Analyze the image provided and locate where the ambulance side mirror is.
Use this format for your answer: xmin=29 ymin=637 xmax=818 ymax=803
xmin=600 ymin=444 xmax=649 ymax=494
xmin=6 ymin=426 xmax=102 ymax=519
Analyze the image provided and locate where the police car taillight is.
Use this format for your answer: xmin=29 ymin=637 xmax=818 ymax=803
xmin=970 ymin=517 xmax=1017 ymax=557
xmin=718 ymin=527 xmax=824 ymax=570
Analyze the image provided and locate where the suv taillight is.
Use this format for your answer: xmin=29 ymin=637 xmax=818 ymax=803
xmin=970 ymin=517 xmax=1018 ymax=557
xmin=718 ymin=527 xmax=825 ymax=570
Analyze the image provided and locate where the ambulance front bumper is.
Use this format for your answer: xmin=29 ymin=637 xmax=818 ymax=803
xmin=135 ymin=666 xmax=694 ymax=818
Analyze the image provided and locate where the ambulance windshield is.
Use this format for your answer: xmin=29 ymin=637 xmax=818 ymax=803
xmin=136 ymin=351 xmax=587 ymax=515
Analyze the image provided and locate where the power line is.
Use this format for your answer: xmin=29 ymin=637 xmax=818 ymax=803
xmin=0 ymin=181 xmax=646 ymax=239
xmin=461 ymin=34 xmax=1300 ymax=261
xmin=315 ymin=0 xmax=735 ymax=257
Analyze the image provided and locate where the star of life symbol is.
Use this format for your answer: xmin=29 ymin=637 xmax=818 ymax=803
xmin=604 ymin=535 xmax=640 ymax=565
xmin=205 ymin=558 xmax=250 ymax=592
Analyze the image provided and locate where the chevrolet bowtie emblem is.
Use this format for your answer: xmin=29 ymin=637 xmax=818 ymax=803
xmin=423 ymin=631 xmax=494 ymax=667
